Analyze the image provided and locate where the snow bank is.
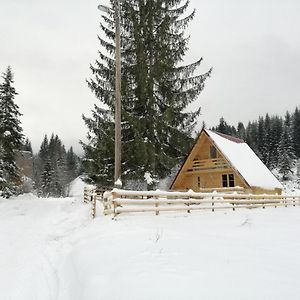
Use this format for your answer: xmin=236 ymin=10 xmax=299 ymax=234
xmin=1 ymin=193 xmax=300 ymax=300
xmin=57 ymin=207 xmax=300 ymax=300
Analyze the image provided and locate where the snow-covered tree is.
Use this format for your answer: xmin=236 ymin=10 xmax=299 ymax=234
xmin=277 ymin=126 xmax=296 ymax=180
xmin=40 ymin=160 xmax=53 ymax=197
xmin=292 ymin=107 xmax=300 ymax=158
xmin=66 ymin=146 xmax=79 ymax=182
xmin=34 ymin=134 xmax=78 ymax=197
xmin=0 ymin=66 xmax=23 ymax=197
xmin=83 ymin=0 xmax=211 ymax=188
xmin=22 ymin=138 xmax=33 ymax=154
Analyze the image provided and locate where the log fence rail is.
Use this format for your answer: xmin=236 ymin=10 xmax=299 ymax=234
xmin=84 ymin=187 xmax=300 ymax=218
xmin=102 ymin=189 xmax=300 ymax=217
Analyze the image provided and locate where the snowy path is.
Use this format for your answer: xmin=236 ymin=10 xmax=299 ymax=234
xmin=1 ymin=194 xmax=300 ymax=300
xmin=0 ymin=194 xmax=90 ymax=300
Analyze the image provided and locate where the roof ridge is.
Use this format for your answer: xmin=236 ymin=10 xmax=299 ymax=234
xmin=207 ymin=129 xmax=245 ymax=144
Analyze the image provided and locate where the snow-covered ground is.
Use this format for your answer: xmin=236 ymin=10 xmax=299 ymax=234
xmin=1 ymin=179 xmax=300 ymax=300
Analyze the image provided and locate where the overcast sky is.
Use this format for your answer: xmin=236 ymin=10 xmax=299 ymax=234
xmin=1 ymin=0 xmax=299 ymax=154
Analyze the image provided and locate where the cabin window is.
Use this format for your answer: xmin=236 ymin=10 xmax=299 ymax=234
xmin=222 ymin=174 xmax=235 ymax=187
xmin=228 ymin=174 xmax=235 ymax=187
xmin=197 ymin=176 xmax=201 ymax=188
xmin=210 ymin=146 xmax=217 ymax=158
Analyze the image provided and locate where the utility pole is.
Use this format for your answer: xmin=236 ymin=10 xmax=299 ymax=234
xmin=98 ymin=0 xmax=122 ymax=187
xmin=114 ymin=0 xmax=122 ymax=187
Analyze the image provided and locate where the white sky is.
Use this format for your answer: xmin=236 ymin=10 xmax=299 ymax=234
xmin=1 ymin=0 xmax=300 ymax=154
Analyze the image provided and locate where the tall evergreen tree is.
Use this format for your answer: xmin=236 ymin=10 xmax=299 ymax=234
xmin=66 ymin=147 xmax=79 ymax=182
xmin=292 ymin=107 xmax=300 ymax=158
xmin=237 ymin=122 xmax=246 ymax=140
xmin=215 ymin=117 xmax=232 ymax=135
xmin=40 ymin=159 xmax=53 ymax=197
xmin=277 ymin=126 xmax=296 ymax=180
xmin=268 ymin=115 xmax=283 ymax=168
xmin=34 ymin=134 xmax=73 ymax=197
xmin=82 ymin=0 xmax=211 ymax=188
xmin=0 ymin=66 xmax=23 ymax=197
xmin=22 ymin=138 xmax=33 ymax=154
xmin=245 ymin=121 xmax=259 ymax=154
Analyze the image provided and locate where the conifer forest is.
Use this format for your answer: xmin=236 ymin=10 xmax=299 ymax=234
xmin=0 ymin=67 xmax=81 ymax=198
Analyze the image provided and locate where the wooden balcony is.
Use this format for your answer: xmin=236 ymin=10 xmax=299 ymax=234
xmin=186 ymin=158 xmax=230 ymax=173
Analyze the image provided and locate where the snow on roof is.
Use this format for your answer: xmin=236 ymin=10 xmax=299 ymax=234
xmin=205 ymin=129 xmax=283 ymax=190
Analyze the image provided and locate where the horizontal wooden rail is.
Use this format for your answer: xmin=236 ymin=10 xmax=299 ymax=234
xmin=108 ymin=188 xmax=298 ymax=200
xmin=101 ymin=188 xmax=300 ymax=217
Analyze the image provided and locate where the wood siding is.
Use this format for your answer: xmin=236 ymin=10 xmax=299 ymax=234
xmin=171 ymin=131 xmax=282 ymax=195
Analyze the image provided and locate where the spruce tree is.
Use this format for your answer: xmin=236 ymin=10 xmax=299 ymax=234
xmin=22 ymin=138 xmax=33 ymax=154
xmin=237 ymin=122 xmax=246 ymax=140
xmin=292 ymin=107 xmax=300 ymax=158
xmin=245 ymin=121 xmax=259 ymax=154
xmin=268 ymin=115 xmax=283 ymax=168
xmin=83 ymin=0 xmax=211 ymax=188
xmin=215 ymin=117 xmax=232 ymax=135
xmin=34 ymin=134 xmax=72 ymax=197
xmin=277 ymin=126 xmax=296 ymax=180
xmin=66 ymin=147 xmax=79 ymax=182
xmin=40 ymin=159 xmax=53 ymax=197
xmin=0 ymin=66 xmax=23 ymax=197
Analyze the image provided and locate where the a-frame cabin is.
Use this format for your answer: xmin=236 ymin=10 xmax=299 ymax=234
xmin=170 ymin=128 xmax=283 ymax=195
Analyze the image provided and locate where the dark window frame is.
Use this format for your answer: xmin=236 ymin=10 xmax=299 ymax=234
xmin=210 ymin=145 xmax=217 ymax=158
xmin=222 ymin=174 xmax=235 ymax=187
xmin=197 ymin=176 xmax=201 ymax=188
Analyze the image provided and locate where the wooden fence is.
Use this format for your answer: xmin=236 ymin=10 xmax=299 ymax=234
xmin=101 ymin=189 xmax=300 ymax=217
xmin=84 ymin=187 xmax=107 ymax=218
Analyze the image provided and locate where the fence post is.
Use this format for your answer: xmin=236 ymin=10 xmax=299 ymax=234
xmin=112 ymin=191 xmax=119 ymax=217
xmin=187 ymin=196 xmax=191 ymax=213
xmin=92 ymin=192 xmax=96 ymax=218
xmin=155 ymin=195 xmax=159 ymax=216
xmin=83 ymin=187 xmax=89 ymax=203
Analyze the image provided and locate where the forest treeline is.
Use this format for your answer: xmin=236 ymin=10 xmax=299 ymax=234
xmin=211 ymin=109 xmax=300 ymax=180
xmin=0 ymin=66 xmax=81 ymax=198
xmin=27 ymin=135 xmax=82 ymax=197
xmin=1 ymin=63 xmax=299 ymax=199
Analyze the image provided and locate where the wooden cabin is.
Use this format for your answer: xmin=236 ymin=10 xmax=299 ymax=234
xmin=170 ymin=128 xmax=283 ymax=195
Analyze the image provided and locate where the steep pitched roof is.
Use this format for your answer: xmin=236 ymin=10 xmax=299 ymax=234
xmin=205 ymin=129 xmax=283 ymax=190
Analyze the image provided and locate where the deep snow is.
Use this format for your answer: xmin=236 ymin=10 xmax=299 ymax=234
xmin=1 ymin=181 xmax=300 ymax=300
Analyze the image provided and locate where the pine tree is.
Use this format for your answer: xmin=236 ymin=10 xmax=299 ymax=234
xmin=215 ymin=117 xmax=233 ymax=135
xmin=268 ymin=115 xmax=283 ymax=168
xmin=34 ymin=134 xmax=72 ymax=197
xmin=22 ymin=138 xmax=33 ymax=154
xmin=0 ymin=144 xmax=8 ymax=197
xmin=66 ymin=147 xmax=79 ymax=182
xmin=0 ymin=66 xmax=23 ymax=197
xmin=245 ymin=121 xmax=259 ymax=154
xmin=33 ymin=135 xmax=49 ymax=193
xmin=237 ymin=122 xmax=246 ymax=140
xmin=278 ymin=126 xmax=296 ymax=180
xmin=83 ymin=0 xmax=211 ymax=188
xmin=81 ymin=108 xmax=115 ymax=186
xmin=292 ymin=107 xmax=300 ymax=158
xmin=40 ymin=159 xmax=53 ymax=197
